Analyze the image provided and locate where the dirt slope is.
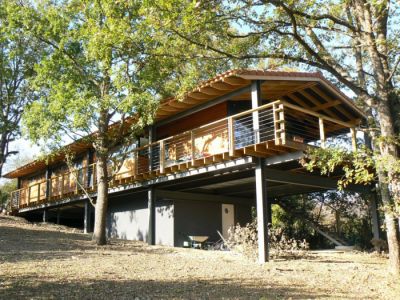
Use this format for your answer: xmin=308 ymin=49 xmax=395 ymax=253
xmin=0 ymin=215 xmax=399 ymax=299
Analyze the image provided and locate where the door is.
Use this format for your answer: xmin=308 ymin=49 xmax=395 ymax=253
xmin=222 ymin=204 xmax=235 ymax=239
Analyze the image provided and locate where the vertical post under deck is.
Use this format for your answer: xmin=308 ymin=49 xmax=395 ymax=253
xmin=84 ymin=200 xmax=92 ymax=234
xmin=255 ymin=158 xmax=269 ymax=263
xmin=148 ymin=187 xmax=155 ymax=245
xmin=56 ymin=209 xmax=61 ymax=225
xmin=319 ymin=118 xmax=326 ymax=149
xmin=251 ymin=80 xmax=269 ymax=263
xmin=42 ymin=209 xmax=48 ymax=223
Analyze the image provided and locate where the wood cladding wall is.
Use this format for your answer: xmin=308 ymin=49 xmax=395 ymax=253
xmin=156 ymin=102 xmax=228 ymax=139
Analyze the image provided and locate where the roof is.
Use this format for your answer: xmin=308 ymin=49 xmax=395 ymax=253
xmin=3 ymin=69 xmax=366 ymax=179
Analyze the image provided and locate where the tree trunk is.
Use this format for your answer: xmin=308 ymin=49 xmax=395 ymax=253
xmin=92 ymin=153 xmax=109 ymax=245
xmin=376 ymin=100 xmax=400 ymax=276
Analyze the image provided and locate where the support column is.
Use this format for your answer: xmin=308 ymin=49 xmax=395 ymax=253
xmin=56 ymin=209 xmax=61 ymax=225
xmin=368 ymin=192 xmax=380 ymax=239
xmin=84 ymin=200 xmax=93 ymax=234
xmin=148 ymin=187 xmax=155 ymax=245
xmin=252 ymin=80 xmax=269 ymax=263
xmin=255 ymin=158 xmax=269 ymax=263
xmin=42 ymin=209 xmax=48 ymax=223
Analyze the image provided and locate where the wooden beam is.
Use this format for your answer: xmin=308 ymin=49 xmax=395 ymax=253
xmin=223 ymin=77 xmax=248 ymax=85
xmin=200 ymin=87 xmax=224 ymax=96
xmin=189 ymin=91 xmax=209 ymax=100
xmin=310 ymin=86 xmax=358 ymax=122
xmin=210 ymin=82 xmax=234 ymax=90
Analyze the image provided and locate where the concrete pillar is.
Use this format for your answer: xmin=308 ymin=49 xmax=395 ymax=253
xmin=84 ymin=200 xmax=93 ymax=234
xmin=368 ymin=192 xmax=380 ymax=239
xmin=148 ymin=187 xmax=155 ymax=245
xmin=42 ymin=209 xmax=48 ymax=223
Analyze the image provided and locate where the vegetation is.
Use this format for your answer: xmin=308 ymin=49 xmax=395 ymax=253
xmin=0 ymin=1 xmax=40 ymax=177
xmin=151 ymin=0 xmax=400 ymax=276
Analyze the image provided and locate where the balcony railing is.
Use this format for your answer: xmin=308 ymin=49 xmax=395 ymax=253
xmin=9 ymin=100 xmax=357 ymax=211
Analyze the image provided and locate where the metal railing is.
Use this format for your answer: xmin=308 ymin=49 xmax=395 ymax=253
xmin=9 ymin=100 xmax=357 ymax=210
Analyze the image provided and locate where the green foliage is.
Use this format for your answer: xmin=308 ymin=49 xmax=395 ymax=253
xmin=0 ymin=0 xmax=41 ymax=176
xmin=301 ymin=146 xmax=376 ymax=189
xmin=0 ymin=180 xmax=16 ymax=209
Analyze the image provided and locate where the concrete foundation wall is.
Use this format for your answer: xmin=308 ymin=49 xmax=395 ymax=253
xmin=107 ymin=192 xmax=149 ymax=242
xmin=155 ymin=200 xmax=174 ymax=246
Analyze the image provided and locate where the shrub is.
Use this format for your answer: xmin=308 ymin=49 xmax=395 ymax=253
xmin=226 ymin=220 xmax=309 ymax=260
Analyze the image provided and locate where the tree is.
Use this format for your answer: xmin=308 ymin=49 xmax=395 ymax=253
xmin=17 ymin=0 xmax=197 ymax=245
xmin=0 ymin=0 xmax=39 ymax=177
xmin=151 ymin=0 xmax=400 ymax=275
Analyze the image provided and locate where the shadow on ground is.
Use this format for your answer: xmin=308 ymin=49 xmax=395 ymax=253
xmin=0 ymin=275 xmax=329 ymax=299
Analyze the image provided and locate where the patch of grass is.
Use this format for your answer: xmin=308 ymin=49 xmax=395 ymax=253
xmin=0 ymin=215 xmax=399 ymax=299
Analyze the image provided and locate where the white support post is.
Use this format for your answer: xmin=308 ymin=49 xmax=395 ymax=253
xmin=255 ymin=157 xmax=269 ymax=263
xmin=251 ymin=80 xmax=269 ymax=263
xmin=319 ymin=118 xmax=326 ymax=149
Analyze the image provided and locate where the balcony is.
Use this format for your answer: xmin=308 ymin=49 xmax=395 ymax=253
xmin=9 ymin=100 xmax=357 ymax=211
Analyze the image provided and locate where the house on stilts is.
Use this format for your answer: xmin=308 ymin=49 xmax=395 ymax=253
xmin=5 ymin=69 xmax=379 ymax=262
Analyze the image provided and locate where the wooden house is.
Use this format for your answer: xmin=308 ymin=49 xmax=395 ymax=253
xmin=4 ymin=69 xmax=375 ymax=262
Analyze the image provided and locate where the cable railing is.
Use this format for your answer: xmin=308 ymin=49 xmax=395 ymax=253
xmin=9 ymin=100 xmax=357 ymax=210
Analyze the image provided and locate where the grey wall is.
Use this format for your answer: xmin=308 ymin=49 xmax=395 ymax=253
xmin=174 ymin=200 xmax=222 ymax=247
xmin=235 ymin=203 xmax=253 ymax=226
xmin=107 ymin=192 xmax=149 ymax=242
xmin=155 ymin=200 xmax=174 ymax=246
xmin=173 ymin=199 xmax=253 ymax=247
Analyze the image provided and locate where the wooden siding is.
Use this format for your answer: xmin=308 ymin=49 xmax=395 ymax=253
xmin=157 ymin=102 xmax=227 ymax=139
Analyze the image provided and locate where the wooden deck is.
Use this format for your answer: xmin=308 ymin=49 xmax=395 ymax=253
xmin=9 ymin=100 xmax=357 ymax=211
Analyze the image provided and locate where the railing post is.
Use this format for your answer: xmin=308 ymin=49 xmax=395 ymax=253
xmin=37 ymin=182 xmax=41 ymax=202
xmin=350 ymin=127 xmax=357 ymax=151
xmin=273 ymin=104 xmax=279 ymax=145
xmin=278 ymin=103 xmax=285 ymax=145
xmin=27 ymin=186 xmax=31 ymax=206
xmin=61 ymin=173 xmax=65 ymax=195
xmin=160 ymin=140 xmax=165 ymax=174
xmin=191 ymin=130 xmax=196 ymax=166
xmin=319 ymin=118 xmax=326 ymax=149
xmin=228 ymin=117 xmax=235 ymax=156
xmin=251 ymin=80 xmax=262 ymax=144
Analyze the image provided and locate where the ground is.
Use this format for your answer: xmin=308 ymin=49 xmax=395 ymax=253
xmin=0 ymin=215 xmax=399 ymax=300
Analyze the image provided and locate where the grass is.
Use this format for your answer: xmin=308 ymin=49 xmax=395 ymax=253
xmin=0 ymin=215 xmax=399 ymax=299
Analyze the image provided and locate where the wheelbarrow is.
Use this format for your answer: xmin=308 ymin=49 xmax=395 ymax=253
xmin=188 ymin=235 xmax=209 ymax=249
